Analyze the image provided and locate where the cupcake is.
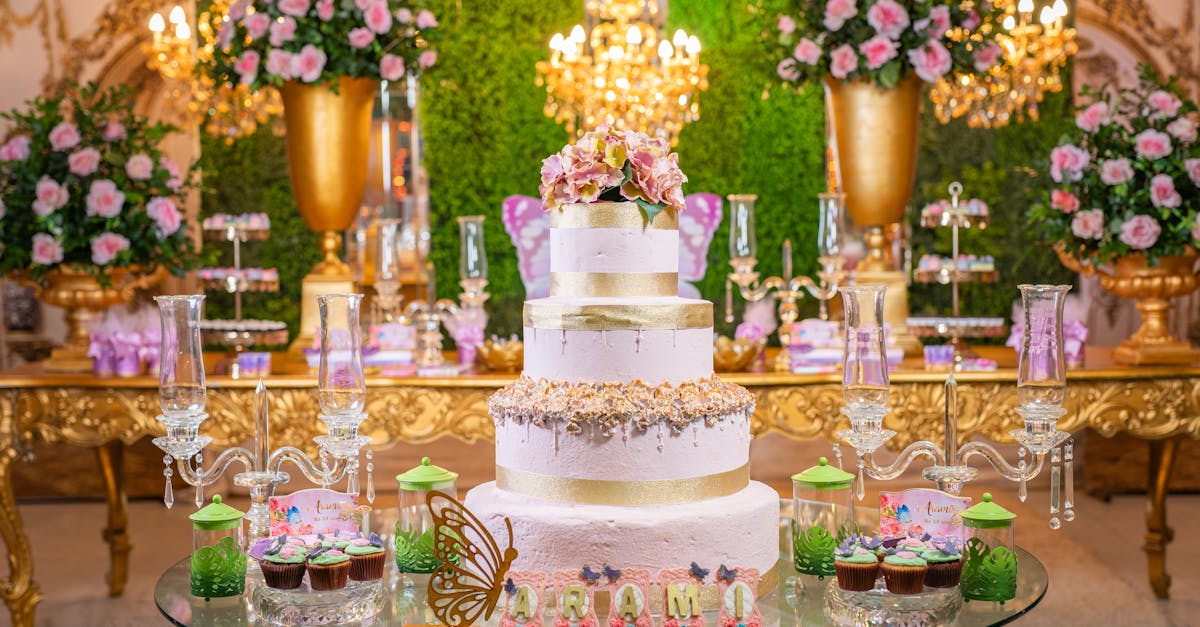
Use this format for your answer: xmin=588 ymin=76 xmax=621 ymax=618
xmin=881 ymin=550 xmax=927 ymax=595
xmin=329 ymin=530 xmax=354 ymax=551
xmin=306 ymin=545 xmax=351 ymax=590
xmin=921 ymin=537 xmax=963 ymax=588
xmin=259 ymin=535 xmax=306 ymax=590
xmin=346 ymin=532 xmax=387 ymax=581
xmin=833 ymin=538 xmax=879 ymax=592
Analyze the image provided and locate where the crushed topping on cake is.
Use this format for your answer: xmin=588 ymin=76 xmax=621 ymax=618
xmin=488 ymin=375 xmax=755 ymax=435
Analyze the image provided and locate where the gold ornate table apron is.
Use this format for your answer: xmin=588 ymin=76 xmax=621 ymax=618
xmin=1 ymin=351 xmax=1198 ymax=626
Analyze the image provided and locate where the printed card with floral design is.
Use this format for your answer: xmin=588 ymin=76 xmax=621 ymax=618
xmin=551 ymin=568 xmax=600 ymax=627
xmin=605 ymin=568 xmax=652 ymax=627
xmin=657 ymin=567 xmax=707 ymax=627
xmin=499 ymin=571 xmax=547 ymax=627
xmin=715 ymin=566 xmax=762 ymax=627
xmin=879 ymin=488 xmax=970 ymax=540
xmin=268 ymin=488 xmax=359 ymax=537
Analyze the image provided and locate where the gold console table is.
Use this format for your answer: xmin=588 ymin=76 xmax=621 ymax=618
xmin=0 ymin=347 xmax=1196 ymax=626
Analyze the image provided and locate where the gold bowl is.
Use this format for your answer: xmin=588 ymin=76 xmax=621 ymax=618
xmin=476 ymin=339 xmax=524 ymax=373
xmin=713 ymin=336 xmax=766 ymax=373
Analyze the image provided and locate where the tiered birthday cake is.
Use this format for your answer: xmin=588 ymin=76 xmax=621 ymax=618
xmin=465 ymin=201 xmax=779 ymax=577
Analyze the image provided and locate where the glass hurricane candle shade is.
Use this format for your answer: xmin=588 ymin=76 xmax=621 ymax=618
xmin=727 ymin=194 xmax=758 ymax=261
xmin=317 ymin=294 xmax=366 ymax=417
xmin=842 ymin=286 xmax=889 ymax=414
xmin=376 ymin=219 xmax=403 ymax=288
xmin=457 ymin=215 xmax=488 ymax=281
xmin=1017 ymin=284 xmax=1070 ymax=407
xmin=155 ymin=295 xmax=207 ymax=419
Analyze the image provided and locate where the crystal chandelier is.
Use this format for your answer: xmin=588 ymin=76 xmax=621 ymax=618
xmin=145 ymin=3 xmax=283 ymax=143
xmin=536 ymin=0 xmax=709 ymax=145
xmin=931 ymin=0 xmax=1076 ymax=129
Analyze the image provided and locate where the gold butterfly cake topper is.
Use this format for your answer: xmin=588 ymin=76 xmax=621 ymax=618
xmin=426 ymin=490 xmax=519 ymax=627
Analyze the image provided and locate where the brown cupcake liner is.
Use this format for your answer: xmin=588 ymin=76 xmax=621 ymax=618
xmin=307 ymin=561 xmax=350 ymax=591
xmin=259 ymin=560 xmax=306 ymax=590
xmin=924 ymin=559 xmax=963 ymax=588
xmin=882 ymin=563 xmax=927 ymax=595
xmin=349 ymin=551 xmax=386 ymax=581
xmin=835 ymin=561 xmax=879 ymax=592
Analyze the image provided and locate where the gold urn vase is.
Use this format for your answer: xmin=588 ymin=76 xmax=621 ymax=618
xmin=22 ymin=265 xmax=167 ymax=372
xmin=1057 ymin=247 xmax=1200 ymax=365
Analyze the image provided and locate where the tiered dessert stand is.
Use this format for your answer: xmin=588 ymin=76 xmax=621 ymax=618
xmin=907 ymin=183 xmax=1006 ymax=362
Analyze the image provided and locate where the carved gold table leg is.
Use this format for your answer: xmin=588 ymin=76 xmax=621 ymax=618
xmin=0 ymin=447 xmax=41 ymax=627
xmin=96 ymin=441 xmax=131 ymax=597
xmin=1144 ymin=437 xmax=1179 ymax=599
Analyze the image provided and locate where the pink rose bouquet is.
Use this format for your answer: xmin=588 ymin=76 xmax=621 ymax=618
xmin=772 ymin=0 xmax=1003 ymax=88
xmin=1030 ymin=67 xmax=1200 ymax=264
xmin=539 ymin=128 xmax=688 ymax=223
xmin=0 ymin=83 xmax=197 ymax=285
xmin=206 ymin=0 xmax=438 ymax=90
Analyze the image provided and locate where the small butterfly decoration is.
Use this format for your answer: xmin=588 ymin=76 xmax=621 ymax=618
xmin=602 ymin=564 xmax=622 ymax=583
xmin=264 ymin=534 xmax=287 ymax=556
xmin=581 ymin=565 xmax=602 ymax=584
xmin=426 ymin=490 xmax=520 ymax=627
xmin=503 ymin=577 xmax=517 ymax=596
xmin=717 ymin=564 xmax=738 ymax=583
xmin=896 ymin=504 xmax=912 ymax=522
xmin=689 ymin=562 xmax=709 ymax=582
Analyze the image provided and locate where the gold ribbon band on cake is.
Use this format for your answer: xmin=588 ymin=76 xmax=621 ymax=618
xmin=550 ymin=271 xmax=678 ymax=298
xmin=495 ymin=463 xmax=749 ymax=505
xmin=551 ymin=202 xmax=679 ymax=230
xmin=523 ymin=302 xmax=712 ymax=330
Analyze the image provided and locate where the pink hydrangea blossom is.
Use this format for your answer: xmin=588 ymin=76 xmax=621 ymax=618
xmin=234 ymin=50 xmax=261 ymax=85
xmin=30 ymin=233 xmax=63 ymax=266
xmin=907 ymin=40 xmax=951 ymax=82
xmin=1049 ymin=144 xmax=1090 ymax=182
xmin=1166 ymin=117 xmax=1197 ymax=143
xmin=860 ymin=35 xmax=898 ymax=69
xmin=48 ymin=122 xmax=81 ymax=151
xmin=90 ymin=232 xmax=130 ymax=265
xmin=961 ymin=9 xmax=981 ymax=31
xmin=125 ymin=153 xmax=154 ymax=180
xmin=1071 ymin=209 xmax=1105 ymax=240
xmin=395 ymin=8 xmax=413 ymax=24
xmin=316 ymin=0 xmax=334 ymax=21
xmin=380 ymin=54 xmax=406 ymax=81
xmin=363 ymin=1 xmax=393 ymax=34
xmin=924 ymin=5 xmax=951 ymax=37
xmin=1099 ymin=158 xmax=1134 ymax=185
xmin=1119 ymin=215 xmax=1161 ymax=250
xmin=777 ymin=57 xmax=800 ymax=81
xmin=146 ymin=197 xmax=182 ymax=237
xmin=829 ymin=44 xmax=858 ymax=79
xmin=867 ymin=0 xmax=909 ymax=39
xmin=1187 ymin=158 xmax=1200 ymax=186
xmin=68 ymin=147 xmax=101 ymax=176
xmin=217 ymin=21 xmax=235 ymax=50
xmin=1147 ymin=90 xmax=1182 ymax=118
xmin=292 ymin=45 xmax=327 ymax=83
xmin=227 ymin=0 xmax=247 ymax=21
xmin=355 ymin=0 xmax=373 ymax=9
xmin=416 ymin=9 xmax=438 ymax=29
xmin=270 ymin=17 xmax=297 ymax=47
xmin=32 ymin=177 xmax=69 ymax=217
xmin=0 ymin=135 xmax=31 ymax=161
xmin=1134 ymin=129 xmax=1172 ymax=160
xmin=102 ymin=121 xmax=126 ymax=142
xmin=86 ymin=179 xmax=125 ymax=218
xmin=824 ymin=0 xmax=858 ymax=32
xmin=161 ymin=158 xmax=183 ymax=191
xmin=1050 ymin=188 xmax=1079 ymax=214
xmin=778 ymin=14 xmax=796 ymax=34
xmin=1149 ymin=174 xmax=1181 ymax=208
xmin=266 ymin=49 xmax=294 ymax=79
xmin=244 ymin=12 xmax=270 ymax=40
xmin=973 ymin=41 xmax=1002 ymax=72
xmin=794 ymin=38 xmax=821 ymax=65
xmin=348 ymin=27 xmax=375 ymax=49
xmin=277 ymin=0 xmax=311 ymax=18
xmin=1075 ymin=101 xmax=1109 ymax=133
xmin=418 ymin=50 xmax=438 ymax=69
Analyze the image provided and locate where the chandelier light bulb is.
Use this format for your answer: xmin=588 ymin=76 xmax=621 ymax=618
xmin=175 ymin=21 xmax=191 ymax=40
xmin=609 ymin=45 xmax=625 ymax=61
xmin=1018 ymin=0 xmax=1034 ymax=14
xmin=570 ymin=24 xmax=586 ymax=42
xmin=686 ymin=35 xmax=701 ymax=55
xmin=658 ymin=40 xmax=674 ymax=60
xmin=168 ymin=5 xmax=185 ymax=24
xmin=627 ymin=25 xmax=642 ymax=45
xmin=1052 ymin=0 xmax=1068 ymax=17
xmin=149 ymin=13 xmax=165 ymax=33
xmin=1003 ymin=15 xmax=1016 ymax=30
xmin=549 ymin=33 xmax=565 ymax=51
xmin=672 ymin=29 xmax=687 ymax=47
xmin=1039 ymin=6 xmax=1054 ymax=25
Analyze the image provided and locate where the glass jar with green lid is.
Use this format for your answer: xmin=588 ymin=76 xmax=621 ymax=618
xmin=791 ymin=457 xmax=855 ymax=578
xmin=189 ymin=494 xmax=247 ymax=599
xmin=395 ymin=457 xmax=458 ymax=576
xmin=960 ymin=492 xmax=1017 ymax=602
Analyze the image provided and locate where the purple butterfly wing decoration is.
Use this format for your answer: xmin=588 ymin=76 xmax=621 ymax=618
xmin=501 ymin=195 xmax=551 ymax=299
xmin=678 ymin=193 xmax=722 ymax=298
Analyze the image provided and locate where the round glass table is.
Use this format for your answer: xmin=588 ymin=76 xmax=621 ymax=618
xmin=156 ymin=506 xmax=1047 ymax=626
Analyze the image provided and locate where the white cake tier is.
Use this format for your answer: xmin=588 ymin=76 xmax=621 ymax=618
xmin=524 ymin=325 xmax=712 ymax=385
xmin=463 ymin=481 xmax=780 ymax=577
xmin=550 ymin=227 xmax=679 ymax=274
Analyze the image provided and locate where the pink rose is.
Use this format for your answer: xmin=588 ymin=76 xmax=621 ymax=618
xmin=859 ymin=34 xmax=898 ymax=69
xmin=794 ymin=38 xmax=821 ymax=64
xmin=316 ymin=0 xmax=334 ymax=20
xmin=270 ymin=17 xmax=297 ymax=46
xmin=125 ymin=153 xmax=154 ymax=180
xmin=416 ymin=9 xmax=438 ymax=29
xmin=234 ymin=50 xmax=261 ymax=85
xmin=348 ymin=27 xmax=375 ymax=49
xmin=1187 ymin=158 xmax=1200 ymax=186
xmin=829 ymin=44 xmax=858 ymax=79
xmin=266 ymin=49 xmax=294 ymax=79
xmin=867 ymin=0 xmax=909 ymax=39
xmin=1071 ymin=209 xmax=1105 ymax=240
xmin=907 ymin=40 xmax=951 ymax=82
xmin=973 ymin=41 xmax=1001 ymax=72
xmin=1149 ymin=173 xmax=1181 ymax=208
xmin=395 ymin=8 xmax=413 ymax=23
xmin=227 ymin=0 xmax=247 ymax=21
xmin=380 ymin=54 xmax=406 ymax=81
xmin=776 ymin=57 xmax=800 ymax=81
xmin=961 ymin=9 xmax=981 ymax=31
xmin=1166 ymin=117 xmax=1197 ymax=143
xmin=30 ymin=233 xmax=64 ymax=266
xmin=1099 ymin=158 xmax=1134 ymax=185
xmin=363 ymin=1 xmax=393 ymax=34
xmin=90 ymin=232 xmax=130 ymax=266
xmin=217 ymin=21 xmax=235 ymax=50
xmin=418 ymin=50 xmax=438 ymax=69
xmin=1049 ymin=144 xmax=1090 ymax=182
xmin=1075 ymin=101 xmax=1109 ymax=133
xmin=924 ymin=5 xmax=951 ymax=37
xmin=1134 ymin=129 xmax=1172 ymax=160
xmin=824 ymin=0 xmax=857 ymax=31
xmin=355 ymin=0 xmax=373 ymax=9
xmin=277 ymin=0 xmax=311 ymax=17
xmin=1050 ymin=188 xmax=1079 ymax=214
xmin=244 ymin=12 xmax=270 ymax=40
xmin=101 ymin=121 xmax=126 ymax=142
xmin=292 ymin=45 xmax=327 ymax=83
xmin=778 ymin=14 xmax=796 ymax=34
xmin=48 ymin=122 xmax=80 ymax=151
xmin=1192 ymin=214 xmax=1200 ymax=244
xmin=86 ymin=179 xmax=125 ymax=218
xmin=0 ymin=135 xmax=30 ymax=161
xmin=33 ymin=177 xmax=69 ymax=217
xmin=1119 ymin=215 xmax=1161 ymax=250
xmin=146 ymin=196 xmax=182 ymax=237
xmin=68 ymin=147 xmax=101 ymax=176
xmin=161 ymin=158 xmax=183 ymax=191
xmin=1147 ymin=90 xmax=1182 ymax=118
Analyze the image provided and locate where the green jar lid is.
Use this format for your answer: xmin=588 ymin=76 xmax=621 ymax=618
xmin=189 ymin=495 xmax=244 ymax=531
xmin=397 ymin=456 xmax=459 ymax=491
xmin=791 ymin=457 xmax=854 ymax=490
xmin=962 ymin=493 xmax=1017 ymax=528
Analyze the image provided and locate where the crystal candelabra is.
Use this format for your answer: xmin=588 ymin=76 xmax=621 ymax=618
xmin=725 ymin=194 xmax=842 ymax=370
xmin=834 ymin=284 xmax=1076 ymax=528
xmin=152 ymin=294 xmax=374 ymax=541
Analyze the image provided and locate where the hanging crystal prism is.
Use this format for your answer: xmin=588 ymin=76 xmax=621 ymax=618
xmin=1064 ymin=439 xmax=1075 ymax=522
xmin=831 ymin=442 xmax=843 ymax=469
xmin=855 ymin=457 xmax=866 ymax=501
xmin=1017 ymin=447 xmax=1027 ymax=502
xmin=194 ymin=452 xmax=205 ymax=509
xmin=163 ymin=455 xmax=174 ymax=509
xmin=1049 ymin=446 xmax=1061 ymax=529
xmin=366 ymin=450 xmax=376 ymax=504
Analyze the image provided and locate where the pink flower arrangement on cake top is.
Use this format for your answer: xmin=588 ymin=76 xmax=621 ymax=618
xmin=206 ymin=0 xmax=439 ymax=90
xmin=1030 ymin=67 xmax=1200 ymax=264
xmin=772 ymin=0 xmax=1004 ymax=88
xmin=539 ymin=128 xmax=688 ymax=223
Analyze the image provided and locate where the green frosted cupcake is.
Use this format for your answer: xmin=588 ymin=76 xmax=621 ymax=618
xmin=306 ymin=546 xmax=350 ymax=591
xmin=259 ymin=535 xmax=306 ymax=590
xmin=834 ymin=538 xmax=879 ymax=592
xmin=920 ymin=537 xmax=963 ymax=588
xmin=345 ymin=532 xmax=387 ymax=581
xmin=882 ymin=550 xmax=927 ymax=594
